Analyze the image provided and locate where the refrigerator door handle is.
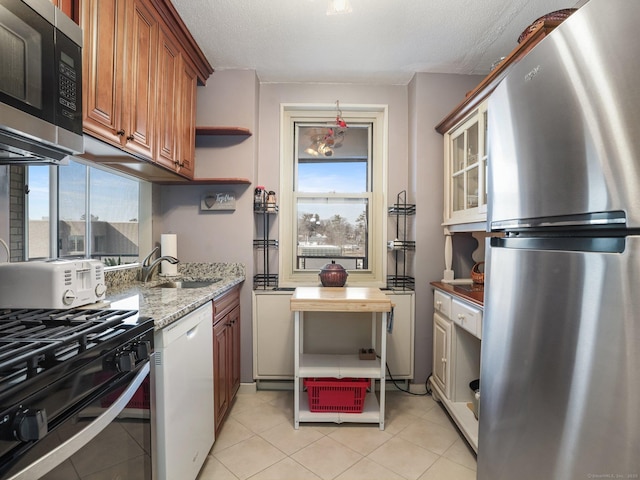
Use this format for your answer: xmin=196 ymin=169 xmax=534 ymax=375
xmin=491 ymin=236 xmax=625 ymax=254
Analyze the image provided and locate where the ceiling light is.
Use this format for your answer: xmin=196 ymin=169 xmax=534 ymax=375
xmin=318 ymin=143 xmax=333 ymax=156
xmin=305 ymin=142 xmax=320 ymax=156
xmin=327 ymin=0 xmax=352 ymax=15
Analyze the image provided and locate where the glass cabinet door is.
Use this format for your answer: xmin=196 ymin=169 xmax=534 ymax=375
xmin=451 ymin=131 xmax=466 ymax=213
xmin=445 ymin=102 xmax=487 ymax=224
xmin=481 ymin=108 xmax=488 ymax=209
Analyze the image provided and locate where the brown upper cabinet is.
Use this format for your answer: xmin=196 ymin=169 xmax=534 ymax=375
xmin=81 ymin=0 xmax=212 ymax=180
xmin=51 ymin=0 xmax=80 ymax=23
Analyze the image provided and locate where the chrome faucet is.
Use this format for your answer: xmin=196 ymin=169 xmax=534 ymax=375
xmin=140 ymin=246 xmax=179 ymax=283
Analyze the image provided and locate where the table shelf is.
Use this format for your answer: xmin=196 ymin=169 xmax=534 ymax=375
xmin=299 ymin=354 xmax=382 ymax=378
xmin=298 ymin=391 xmax=382 ymax=424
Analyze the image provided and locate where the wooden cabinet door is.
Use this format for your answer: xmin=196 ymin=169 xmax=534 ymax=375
xmin=122 ymin=0 xmax=157 ymax=159
xmin=229 ymin=305 xmax=241 ymax=398
xmin=213 ymin=317 xmax=230 ymax=432
xmin=51 ymin=0 xmax=80 ymax=23
xmin=177 ymin=58 xmax=198 ymax=179
xmin=155 ymin=27 xmax=181 ymax=171
xmin=82 ymin=0 xmax=126 ymax=145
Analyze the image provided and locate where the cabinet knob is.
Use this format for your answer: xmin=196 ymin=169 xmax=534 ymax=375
xmin=126 ymin=134 xmax=134 ymax=141
xmin=441 ymin=358 xmax=446 ymax=363
xmin=436 ymin=301 xmax=442 ymax=308
xmin=457 ymin=314 xmax=465 ymax=322
xmin=116 ymin=129 xmax=125 ymax=136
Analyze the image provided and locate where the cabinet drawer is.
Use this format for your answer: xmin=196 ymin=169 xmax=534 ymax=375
xmin=434 ymin=290 xmax=452 ymax=318
xmin=452 ymin=299 xmax=482 ymax=338
xmin=214 ymin=286 xmax=240 ymax=322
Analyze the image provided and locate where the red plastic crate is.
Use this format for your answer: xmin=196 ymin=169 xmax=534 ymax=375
xmin=304 ymin=378 xmax=370 ymax=413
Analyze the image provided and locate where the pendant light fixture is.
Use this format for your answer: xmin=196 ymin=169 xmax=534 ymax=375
xmin=304 ymin=101 xmax=348 ymax=157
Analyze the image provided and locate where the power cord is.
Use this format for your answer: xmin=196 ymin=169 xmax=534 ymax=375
xmin=378 ymin=355 xmax=432 ymax=396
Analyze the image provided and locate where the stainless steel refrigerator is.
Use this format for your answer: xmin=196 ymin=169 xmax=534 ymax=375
xmin=479 ymin=0 xmax=640 ymax=478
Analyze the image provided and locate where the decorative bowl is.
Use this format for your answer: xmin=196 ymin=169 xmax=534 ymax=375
xmin=319 ymin=261 xmax=348 ymax=287
xmin=517 ymin=8 xmax=578 ymax=44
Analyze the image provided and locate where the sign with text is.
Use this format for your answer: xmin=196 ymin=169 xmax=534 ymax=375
xmin=201 ymin=192 xmax=236 ymax=211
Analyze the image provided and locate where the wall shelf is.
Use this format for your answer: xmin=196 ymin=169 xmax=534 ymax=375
xmin=196 ymin=126 xmax=252 ymax=136
xmin=156 ymin=177 xmax=251 ymax=185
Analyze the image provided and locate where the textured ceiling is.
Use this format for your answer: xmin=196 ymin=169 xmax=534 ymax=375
xmin=171 ymin=0 xmax=582 ymax=85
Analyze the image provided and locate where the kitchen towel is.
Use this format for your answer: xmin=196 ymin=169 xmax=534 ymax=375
xmin=160 ymin=234 xmax=178 ymax=275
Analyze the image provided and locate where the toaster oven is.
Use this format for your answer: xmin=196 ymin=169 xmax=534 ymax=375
xmin=0 ymin=259 xmax=106 ymax=309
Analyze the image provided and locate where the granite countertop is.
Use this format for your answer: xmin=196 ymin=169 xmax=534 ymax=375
xmin=430 ymin=281 xmax=484 ymax=307
xmin=104 ymin=262 xmax=245 ymax=329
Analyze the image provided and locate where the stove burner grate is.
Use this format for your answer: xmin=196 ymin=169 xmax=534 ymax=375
xmin=0 ymin=308 xmax=139 ymax=382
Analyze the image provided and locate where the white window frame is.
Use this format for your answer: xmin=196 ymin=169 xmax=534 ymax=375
xmin=279 ymin=103 xmax=388 ymax=286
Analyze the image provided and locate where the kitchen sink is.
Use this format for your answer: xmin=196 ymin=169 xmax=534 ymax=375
xmin=154 ymin=279 xmax=221 ymax=289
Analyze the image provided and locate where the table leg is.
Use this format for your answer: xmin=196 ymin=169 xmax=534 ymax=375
xmin=379 ymin=311 xmax=387 ymax=430
xmin=294 ymin=311 xmax=300 ymax=429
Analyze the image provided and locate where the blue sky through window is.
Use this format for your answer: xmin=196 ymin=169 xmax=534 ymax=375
xmin=28 ymin=163 xmax=139 ymax=222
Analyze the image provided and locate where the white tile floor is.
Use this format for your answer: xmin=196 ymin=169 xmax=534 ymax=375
xmin=197 ymin=389 xmax=477 ymax=480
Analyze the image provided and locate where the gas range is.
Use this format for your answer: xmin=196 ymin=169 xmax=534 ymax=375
xmin=0 ymin=308 xmax=154 ymax=478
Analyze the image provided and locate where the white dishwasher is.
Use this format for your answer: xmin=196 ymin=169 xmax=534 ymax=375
xmin=155 ymin=301 xmax=214 ymax=480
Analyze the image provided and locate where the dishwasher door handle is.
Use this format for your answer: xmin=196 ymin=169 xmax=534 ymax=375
xmin=186 ymin=325 xmax=199 ymax=339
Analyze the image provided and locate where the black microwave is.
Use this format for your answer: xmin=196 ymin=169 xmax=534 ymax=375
xmin=0 ymin=0 xmax=83 ymax=164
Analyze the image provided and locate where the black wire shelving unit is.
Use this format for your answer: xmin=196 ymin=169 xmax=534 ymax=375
xmin=387 ymin=191 xmax=415 ymax=291
xmin=253 ymin=201 xmax=278 ymax=289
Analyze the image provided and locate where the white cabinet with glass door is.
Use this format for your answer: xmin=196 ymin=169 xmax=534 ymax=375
xmin=443 ymin=101 xmax=488 ymax=226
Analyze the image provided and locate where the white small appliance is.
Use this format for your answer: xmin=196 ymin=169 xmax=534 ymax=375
xmin=0 ymin=259 xmax=106 ymax=309
xmin=154 ymin=302 xmax=214 ymax=480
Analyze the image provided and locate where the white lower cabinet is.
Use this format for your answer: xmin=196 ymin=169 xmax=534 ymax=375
xmin=252 ymin=290 xmax=295 ymax=379
xmin=452 ymin=298 xmax=482 ymax=339
xmin=432 ymin=311 xmax=452 ymax=398
xmin=252 ymin=290 xmax=415 ymax=381
xmin=430 ymin=289 xmax=481 ymax=453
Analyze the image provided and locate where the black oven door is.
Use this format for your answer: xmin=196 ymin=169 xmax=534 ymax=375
xmin=3 ymin=359 xmax=154 ymax=480
xmin=0 ymin=0 xmax=56 ymax=124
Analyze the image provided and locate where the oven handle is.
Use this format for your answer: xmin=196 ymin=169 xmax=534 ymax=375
xmin=7 ymin=360 xmax=150 ymax=480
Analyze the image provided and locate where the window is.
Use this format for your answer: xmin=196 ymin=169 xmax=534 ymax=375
xmin=27 ymin=159 xmax=151 ymax=266
xmin=279 ymin=105 xmax=388 ymax=286
xmin=26 ymin=166 xmax=50 ymax=259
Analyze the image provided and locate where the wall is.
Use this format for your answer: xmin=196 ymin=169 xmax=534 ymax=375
xmin=0 ymin=167 xmax=8 ymax=259
xmin=154 ymin=69 xmax=482 ymax=386
xmin=409 ymin=73 xmax=483 ymax=385
xmin=153 ymin=70 xmax=259 ymax=384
